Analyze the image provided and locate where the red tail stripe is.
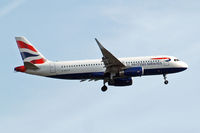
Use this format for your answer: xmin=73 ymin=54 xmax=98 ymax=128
xmin=16 ymin=40 xmax=37 ymax=52
xmin=30 ymin=58 xmax=46 ymax=64
xmin=152 ymin=57 xmax=170 ymax=60
xmin=14 ymin=66 xmax=26 ymax=72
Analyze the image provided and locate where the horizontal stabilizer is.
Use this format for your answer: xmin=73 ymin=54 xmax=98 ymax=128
xmin=24 ymin=62 xmax=39 ymax=70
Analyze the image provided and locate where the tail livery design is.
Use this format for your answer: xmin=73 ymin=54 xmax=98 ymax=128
xmin=15 ymin=37 xmax=47 ymax=64
xmin=15 ymin=37 xmax=47 ymax=72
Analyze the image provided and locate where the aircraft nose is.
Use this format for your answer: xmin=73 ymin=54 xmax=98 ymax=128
xmin=181 ymin=62 xmax=188 ymax=70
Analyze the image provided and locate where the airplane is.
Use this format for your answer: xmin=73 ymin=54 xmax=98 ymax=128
xmin=14 ymin=36 xmax=188 ymax=92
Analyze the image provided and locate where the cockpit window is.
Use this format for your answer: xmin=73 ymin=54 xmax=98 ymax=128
xmin=174 ymin=59 xmax=180 ymax=61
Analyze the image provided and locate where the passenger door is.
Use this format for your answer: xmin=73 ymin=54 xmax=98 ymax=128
xmin=163 ymin=60 xmax=169 ymax=66
xmin=50 ymin=62 xmax=56 ymax=73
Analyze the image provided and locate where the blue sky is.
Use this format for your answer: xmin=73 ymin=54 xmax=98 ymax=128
xmin=1 ymin=0 xmax=200 ymax=133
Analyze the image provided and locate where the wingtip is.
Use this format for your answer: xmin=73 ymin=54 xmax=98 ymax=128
xmin=95 ymin=38 xmax=100 ymax=44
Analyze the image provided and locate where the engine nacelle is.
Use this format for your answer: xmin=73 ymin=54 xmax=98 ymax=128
xmin=119 ymin=67 xmax=143 ymax=77
xmin=108 ymin=77 xmax=132 ymax=86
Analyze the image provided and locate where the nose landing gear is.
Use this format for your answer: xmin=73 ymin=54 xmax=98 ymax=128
xmin=164 ymin=80 xmax=169 ymax=84
xmin=163 ymin=74 xmax=169 ymax=84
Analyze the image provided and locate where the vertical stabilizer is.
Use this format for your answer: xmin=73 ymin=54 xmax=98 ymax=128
xmin=15 ymin=36 xmax=47 ymax=64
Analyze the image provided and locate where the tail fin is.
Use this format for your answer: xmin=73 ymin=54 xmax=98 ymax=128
xmin=15 ymin=36 xmax=47 ymax=64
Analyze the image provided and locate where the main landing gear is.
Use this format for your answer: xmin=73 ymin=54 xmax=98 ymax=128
xmin=101 ymin=85 xmax=107 ymax=92
xmin=101 ymin=79 xmax=108 ymax=92
xmin=163 ymin=74 xmax=169 ymax=85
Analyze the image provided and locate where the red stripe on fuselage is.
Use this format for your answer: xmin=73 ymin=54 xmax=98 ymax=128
xmin=30 ymin=58 xmax=46 ymax=64
xmin=16 ymin=40 xmax=37 ymax=52
xmin=152 ymin=57 xmax=170 ymax=60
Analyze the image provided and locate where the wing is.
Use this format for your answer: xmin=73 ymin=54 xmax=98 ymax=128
xmin=95 ymin=38 xmax=125 ymax=73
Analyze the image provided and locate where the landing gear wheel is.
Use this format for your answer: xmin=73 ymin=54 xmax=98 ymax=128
xmin=163 ymin=74 xmax=169 ymax=85
xmin=101 ymin=85 xmax=107 ymax=92
xmin=164 ymin=80 xmax=169 ymax=85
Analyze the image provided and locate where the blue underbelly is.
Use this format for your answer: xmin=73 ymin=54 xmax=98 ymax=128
xmin=47 ymin=72 xmax=104 ymax=79
xmin=143 ymin=67 xmax=186 ymax=75
xmin=47 ymin=67 xmax=187 ymax=80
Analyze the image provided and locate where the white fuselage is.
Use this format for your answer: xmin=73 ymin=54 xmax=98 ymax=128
xmin=14 ymin=36 xmax=188 ymax=90
xmin=25 ymin=55 xmax=188 ymax=79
